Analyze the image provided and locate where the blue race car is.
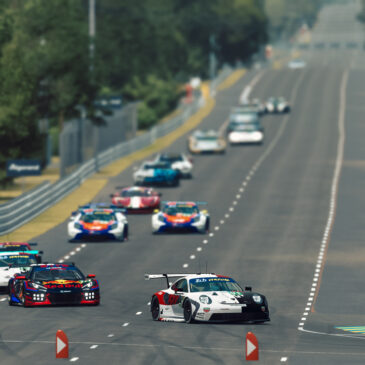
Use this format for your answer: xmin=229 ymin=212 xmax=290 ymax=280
xmin=133 ymin=161 xmax=179 ymax=187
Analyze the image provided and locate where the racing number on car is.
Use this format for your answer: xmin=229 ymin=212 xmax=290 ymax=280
xmin=163 ymin=293 xmax=181 ymax=306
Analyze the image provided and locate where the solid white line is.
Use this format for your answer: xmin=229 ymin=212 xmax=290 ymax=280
xmin=299 ymin=70 xmax=348 ymax=331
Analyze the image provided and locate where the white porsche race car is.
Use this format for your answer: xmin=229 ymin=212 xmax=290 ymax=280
xmin=154 ymin=153 xmax=193 ymax=178
xmin=146 ymin=273 xmax=270 ymax=323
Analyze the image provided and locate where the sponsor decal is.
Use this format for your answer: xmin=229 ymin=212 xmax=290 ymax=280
xmin=6 ymin=160 xmax=41 ymax=177
xmin=203 ymin=307 xmax=210 ymax=313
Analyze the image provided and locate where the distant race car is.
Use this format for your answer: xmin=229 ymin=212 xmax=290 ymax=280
xmin=228 ymin=122 xmax=264 ymax=145
xmin=146 ymin=273 xmax=270 ymax=323
xmin=133 ymin=161 xmax=180 ymax=187
xmin=0 ymin=242 xmax=43 ymax=263
xmin=0 ymin=252 xmax=39 ymax=292
xmin=68 ymin=206 xmax=128 ymax=242
xmin=154 ymin=153 xmax=193 ymax=178
xmin=188 ymin=130 xmax=226 ymax=154
xmin=265 ymin=97 xmax=290 ymax=113
xmin=227 ymin=108 xmax=260 ymax=134
xmin=110 ymin=186 xmax=161 ymax=213
xmin=8 ymin=263 xmax=100 ymax=307
xmin=152 ymin=201 xmax=210 ymax=234
xmin=288 ymin=58 xmax=306 ymax=69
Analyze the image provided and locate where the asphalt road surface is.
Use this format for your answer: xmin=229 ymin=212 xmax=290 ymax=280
xmin=2 ymin=2 xmax=365 ymax=364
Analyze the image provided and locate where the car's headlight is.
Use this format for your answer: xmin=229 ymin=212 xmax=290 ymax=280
xmin=74 ymin=222 xmax=83 ymax=229
xmin=199 ymin=295 xmax=212 ymax=304
xmin=252 ymin=295 xmax=262 ymax=304
xmin=29 ymin=282 xmax=46 ymax=290
xmin=110 ymin=223 xmax=118 ymax=230
xmin=83 ymin=281 xmax=93 ymax=289
xmin=158 ymin=214 xmax=165 ymax=222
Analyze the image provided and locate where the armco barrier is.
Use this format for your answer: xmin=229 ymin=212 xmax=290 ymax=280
xmin=0 ymin=67 xmax=233 ymax=235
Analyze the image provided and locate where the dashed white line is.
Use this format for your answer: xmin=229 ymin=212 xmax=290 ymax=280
xmin=239 ymin=188 xmax=244 ymax=192
xmin=70 ymin=358 xmax=79 ymax=362
xmin=122 ymin=322 xmax=130 ymax=327
xmin=76 ymin=247 xmax=81 ymax=252
xmin=90 ymin=345 xmax=98 ymax=349
xmin=70 ymin=251 xmax=76 ymax=256
xmin=59 ymin=259 xmax=64 ymax=263
xmin=107 ymin=334 xmax=114 ymax=338
xmin=209 ymin=233 xmax=214 ymax=237
xmin=232 ymin=201 xmax=237 ymax=206
xmin=225 ymin=214 xmax=230 ymax=218
xmin=190 ymin=255 xmax=196 ymax=260
xmin=147 ymin=302 xmax=151 ymax=306
xmin=197 ymin=247 xmax=202 ymax=252
xmin=183 ymin=263 xmax=189 ymax=268
xmin=64 ymin=255 xmax=70 ymax=260
xmin=0 ymin=298 xmax=7 ymax=302
xmin=236 ymin=194 xmax=241 ymax=199
xmin=280 ymin=357 xmax=288 ymax=362
xmin=229 ymin=207 xmax=234 ymax=212
xmin=136 ymin=312 xmax=142 ymax=316
xmin=81 ymin=244 xmax=87 ymax=248
xmin=220 ymin=220 xmax=224 ymax=224
xmin=202 ymin=240 xmax=208 ymax=245
xmin=214 ymin=226 xmax=219 ymax=231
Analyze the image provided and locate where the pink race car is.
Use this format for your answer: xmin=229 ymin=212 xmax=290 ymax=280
xmin=110 ymin=186 xmax=161 ymax=213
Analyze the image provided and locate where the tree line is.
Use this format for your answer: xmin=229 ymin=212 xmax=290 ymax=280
xmin=0 ymin=0 xmax=324 ymax=185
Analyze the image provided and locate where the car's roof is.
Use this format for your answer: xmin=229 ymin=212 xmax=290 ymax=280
xmin=31 ymin=263 xmax=77 ymax=270
xmin=123 ymin=186 xmax=152 ymax=192
xmin=164 ymin=201 xmax=197 ymax=207
xmin=176 ymin=274 xmax=233 ymax=281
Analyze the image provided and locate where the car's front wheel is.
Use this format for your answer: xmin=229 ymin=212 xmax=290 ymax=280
xmin=151 ymin=296 xmax=160 ymax=321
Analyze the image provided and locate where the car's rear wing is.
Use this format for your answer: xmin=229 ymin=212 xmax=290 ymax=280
xmin=145 ymin=273 xmax=193 ymax=288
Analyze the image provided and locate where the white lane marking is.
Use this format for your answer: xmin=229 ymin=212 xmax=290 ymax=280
xmin=229 ymin=207 xmax=234 ymax=212
xmin=136 ymin=312 xmax=142 ymax=316
xmin=81 ymin=244 xmax=87 ymax=248
xmin=190 ymin=255 xmax=196 ymax=260
xmin=64 ymin=255 xmax=70 ymax=260
xmin=76 ymin=247 xmax=81 ymax=252
xmin=202 ymin=240 xmax=208 ymax=245
xmin=197 ymin=247 xmax=202 ymax=252
xmin=147 ymin=302 xmax=151 ymax=306
xmin=122 ymin=323 xmax=130 ymax=327
xmin=239 ymin=71 xmax=265 ymax=104
xmin=220 ymin=220 xmax=224 ymax=224
xmin=0 ymin=298 xmax=7 ymax=302
xmin=59 ymin=259 xmax=64 ymax=263
xmin=299 ymin=72 xmax=348 ymax=331
xmin=280 ymin=357 xmax=288 ymax=362
xmin=233 ymin=201 xmax=237 ymax=205
xmin=70 ymin=251 xmax=75 ymax=256
xmin=183 ymin=263 xmax=189 ymax=268
xmin=225 ymin=214 xmax=230 ymax=218
xmin=90 ymin=345 xmax=98 ymax=349
xmin=70 ymin=358 xmax=79 ymax=362
xmin=236 ymin=194 xmax=241 ymax=199
xmin=209 ymin=233 xmax=214 ymax=237
xmin=107 ymin=334 xmax=114 ymax=338
xmin=239 ymin=188 xmax=244 ymax=192
xmin=214 ymin=226 xmax=219 ymax=231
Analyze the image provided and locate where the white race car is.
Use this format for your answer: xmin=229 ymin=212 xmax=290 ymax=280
xmin=68 ymin=205 xmax=128 ymax=242
xmin=146 ymin=273 xmax=270 ymax=323
xmin=188 ymin=130 xmax=226 ymax=154
xmin=265 ymin=97 xmax=290 ymax=113
xmin=151 ymin=201 xmax=209 ymax=234
xmin=228 ymin=122 xmax=264 ymax=145
xmin=154 ymin=153 xmax=193 ymax=178
xmin=0 ymin=252 xmax=37 ymax=291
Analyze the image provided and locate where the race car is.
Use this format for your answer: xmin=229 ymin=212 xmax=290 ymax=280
xmin=188 ymin=130 xmax=226 ymax=154
xmin=227 ymin=108 xmax=260 ymax=134
xmin=152 ymin=201 xmax=210 ymax=234
xmin=68 ymin=206 xmax=128 ymax=242
xmin=265 ymin=97 xmax=291 ymax=113
xmin=228 ymin=122 xmax=264 ymax=145
xmin=8 ymin=263 xmax=100 ymax=307
xmin=153 ymin=153 xmax=193 ymax=178
xmin=146 ymin=273 xmax=270 ymax=323
xmin=0 ymin=252 xmax=39 ymax=292
xmin=110 ymin=186 xmax=161 ymax=213
xmin=133 ymin=161 xmax=180 ymax=187
xmin=0 ymin=242 xmax=43 ymax=263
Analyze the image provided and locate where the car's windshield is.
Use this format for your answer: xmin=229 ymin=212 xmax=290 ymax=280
xmin=81 ymin=212 xmax=115 ymax=223
xmin=121 ymin=189 xmax=150 ymax=197
xmin=160 ymin=155 xmax=183 ymax=162
xmin=32 ymin=267 xmax=84 ymax=281
xmin=189 ymin=277 xmax=243 ymax=292
xmin=144 ymin=163 xmax=170 ymax=169
xmin=0 ymin=254 xmax=37 ymax=267
xmin=163 ymin=204 xmax=199 ymax=216
xmin=230 ymin=114 xmax=258 ymax=123
xmin=0 ymin=245 xmax=29 ymax=252
xmin=196 ymin=136 xmax=218 ymax=141
xmin=233 ymin=124 xmax=260 ymax=132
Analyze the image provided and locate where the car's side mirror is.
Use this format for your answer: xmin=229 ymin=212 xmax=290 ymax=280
xmin=87 ymin=274 xmax=96 ymax=278
xmin=245 ymin=286 xmax=252 ymax=291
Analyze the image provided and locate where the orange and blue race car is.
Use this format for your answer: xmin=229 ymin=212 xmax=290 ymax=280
xmin=151 ymin=201 xmax=210 ymax=234
xmin=8 ymin=263 xmax=100 ymax=307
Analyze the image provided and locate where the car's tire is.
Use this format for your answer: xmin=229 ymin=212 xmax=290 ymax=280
xmin=120 ymin=225 xmax=128 ymax=241
xmin=183 ymin=299 xmax=194 ymax=323
xmin=203 ymin=218 xmax=210 ymax=234
xmin=151 ymin=296 xmax=160 ymax=321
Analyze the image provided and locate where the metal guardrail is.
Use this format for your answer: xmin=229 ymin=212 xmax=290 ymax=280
xmin=0 ymin=67 xmax=233 ymax=235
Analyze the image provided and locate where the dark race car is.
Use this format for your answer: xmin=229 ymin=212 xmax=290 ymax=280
xmin=8 ymin=263 xmax=100 ymax=307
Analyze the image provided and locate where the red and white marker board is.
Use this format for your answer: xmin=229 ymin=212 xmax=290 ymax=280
xmin=56 ymin=330 xmax=69 ymax=359
xmin=246 ymin=332 xmax=259 ymax=361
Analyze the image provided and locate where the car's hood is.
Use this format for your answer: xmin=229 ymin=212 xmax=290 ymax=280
xmin=189 ymin=290 xmax=253 ymax=304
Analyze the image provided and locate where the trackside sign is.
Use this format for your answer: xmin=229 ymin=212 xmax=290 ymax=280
xmin=6 ymin=160 xmax=41 ymax=177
